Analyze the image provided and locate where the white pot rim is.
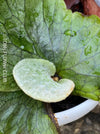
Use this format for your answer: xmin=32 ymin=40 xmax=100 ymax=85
xmin=54 ymin=99 xmax=99 ymax=126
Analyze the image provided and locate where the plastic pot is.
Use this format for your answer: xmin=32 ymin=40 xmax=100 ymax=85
xmin=54 ymin=99 xmax=98 ymax=126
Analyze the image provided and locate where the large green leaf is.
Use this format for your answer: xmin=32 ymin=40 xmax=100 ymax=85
xmin=0 ymin=1 xmax=100 ymax=98
xmin=0 ymin=91 xmax=59 ymax=134
xmin=24 ymin=0 xmax=100 ymax=101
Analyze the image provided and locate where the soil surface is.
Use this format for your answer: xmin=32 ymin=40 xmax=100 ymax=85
xmin=60 ymin=104 xmax=100 ymax=134
xmin=51 ymin=95 xmax=86 ymax=112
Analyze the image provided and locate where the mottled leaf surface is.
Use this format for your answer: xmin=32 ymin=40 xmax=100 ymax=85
xmin=0 ymin=0 xmax=100 ymax=99
xmin=0 ymin=91 xmax=58 ymax=134
xmin=24 ymin=0 xmax=100 ymax=100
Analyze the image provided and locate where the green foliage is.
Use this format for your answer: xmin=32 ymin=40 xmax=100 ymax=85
xmin=0 ymin=0 xmax=100 ymax=133
xmin=0 ymin=91 xmax=58 ymax=134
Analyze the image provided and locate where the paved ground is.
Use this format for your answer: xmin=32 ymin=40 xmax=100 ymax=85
xmin=60 ymin=104 xmax=100 ymax=134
